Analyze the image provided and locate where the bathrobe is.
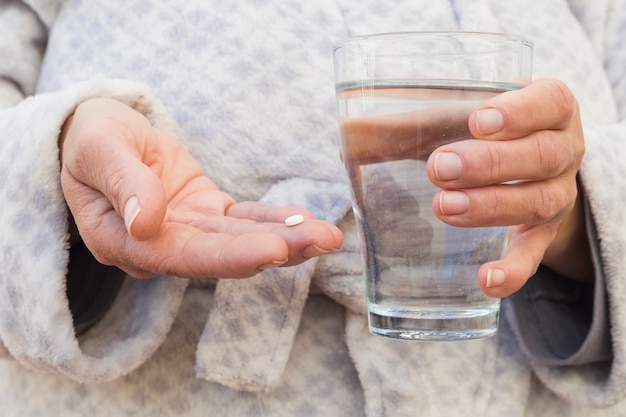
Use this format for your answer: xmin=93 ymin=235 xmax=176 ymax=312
xmin=1 ymin=0 xmax=626 ymax=415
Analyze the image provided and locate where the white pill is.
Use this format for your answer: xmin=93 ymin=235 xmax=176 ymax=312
xmin=284 ymin=214 xmax=305 ymax=227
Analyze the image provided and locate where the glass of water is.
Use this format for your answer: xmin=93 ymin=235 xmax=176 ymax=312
xmin=333 ymin=32 xmax=533 ymax=341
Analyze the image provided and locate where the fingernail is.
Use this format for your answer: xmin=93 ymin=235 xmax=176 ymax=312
xmin=438 ymin=191 xmax=469 ymax=215
xmin=476 ymin=108 xmax=504 ymax=135
xmin=124 ymin=196 xmax=141 ymax=238
xmin=434 ymin=152 xmax=463 ymax=181
xmin=257 ymin=258 xmax=288 ymax=271
xmin=303 ymin=245 xmax=331 ymax=258
xmin=486 ymin=268 xmax=506 ymax=288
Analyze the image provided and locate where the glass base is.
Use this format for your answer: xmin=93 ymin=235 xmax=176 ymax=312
xmin=368 ymin=307 xmax=499 ymax=341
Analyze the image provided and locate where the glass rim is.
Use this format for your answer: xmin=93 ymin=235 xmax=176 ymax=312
xmin=333 ymin=31 xmax=533 ymax=52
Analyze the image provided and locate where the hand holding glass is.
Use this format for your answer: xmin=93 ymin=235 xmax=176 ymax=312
xmin=333 ymin=32 xmax=533 ymax=341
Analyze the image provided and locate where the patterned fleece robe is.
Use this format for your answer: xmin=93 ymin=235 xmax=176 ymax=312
xmin=1 ymin=0 xmax=626 ymax=416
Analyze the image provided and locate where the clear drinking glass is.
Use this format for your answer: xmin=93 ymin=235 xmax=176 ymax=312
xmin=333 ymin=32 xmax=533 ymax=341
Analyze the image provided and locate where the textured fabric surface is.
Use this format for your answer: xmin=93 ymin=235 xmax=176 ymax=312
xmin=2 ymin=0 xmax=626 ymax=415
xmin=0 ymin=291 xmax=365 ymax=417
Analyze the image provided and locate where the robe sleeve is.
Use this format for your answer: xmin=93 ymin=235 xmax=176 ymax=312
xmin=0 ymin=3 xmax=190 ymax=380
xmin=0 ymin=76 xmax=191 ymax=382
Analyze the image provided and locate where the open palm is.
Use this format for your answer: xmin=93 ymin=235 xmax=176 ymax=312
xmin=59 ymin=98 xmax=342 ymax=279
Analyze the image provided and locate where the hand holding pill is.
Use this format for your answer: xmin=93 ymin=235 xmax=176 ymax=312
xmin=60 ymin=98 xmax=343 ymax=280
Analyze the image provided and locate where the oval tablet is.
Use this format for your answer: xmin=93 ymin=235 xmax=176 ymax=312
xmin=284 ymin=214 xmax=305 ymax=227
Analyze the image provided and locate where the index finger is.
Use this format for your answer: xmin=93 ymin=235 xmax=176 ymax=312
xmin=469 ymin=78 xmax=579 ymax=140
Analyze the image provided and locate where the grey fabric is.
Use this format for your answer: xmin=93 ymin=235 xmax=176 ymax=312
xmin=508 ymin=195 xmax=611 ymax=366
xmin=2 ymin=0 xmax=626 ymax=415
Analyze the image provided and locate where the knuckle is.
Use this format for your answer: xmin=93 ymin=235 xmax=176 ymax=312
xmin=532 ymin=184 xmax=566 ymax=222
xmin=103 ymin=166 xmax=132 ymax=207
xmin=544 ymin=79 xmax=579 ymax=127
xmin=482 ymin=187 xmax=504 ymax=220
xmin=510 ymin=89 xmax=536 ymax=126
xmin=485 ymin=144 xmax=506 ymax=180
xmin=532 ymin=129 xmax=584 ymax=181
xmin=550 ymin=79 xmax=577 ymax=115
xmin=532 ymin=131 xmax=566 ymax=177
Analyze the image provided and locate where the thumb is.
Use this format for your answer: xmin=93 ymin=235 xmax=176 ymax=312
xmin=113 ymin=153 xmax=168 ymax=240
xmin=64 ymin=132 xmax=169 ymax=241
xmin=63 ymin=137 xmax=168 ymax=241
xmin=477 ymin=226 xmax=552 ymax=298
xmin=59 ymin=99 xmax=167 ymax=240
xmin=61 ymin=98 xmax=169 ymax=241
